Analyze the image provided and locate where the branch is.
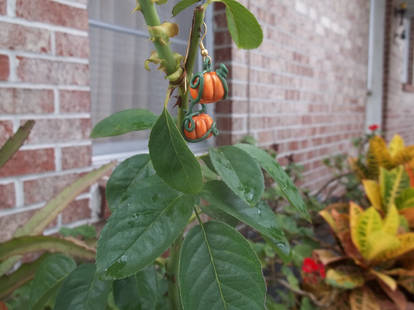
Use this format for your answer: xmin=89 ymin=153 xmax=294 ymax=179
xmin=178 ymin=6 xmax=206 ymax=127
xmin=138 ymin=0 xmax=177 ymax=75
xmin=277 ymin=279 xmax=324 ymax=307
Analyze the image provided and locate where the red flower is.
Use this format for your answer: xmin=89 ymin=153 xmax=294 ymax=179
xmin=302 ymin=258 xmax=319 ymax=273
xmin=302 ymin=258 xmax=326 ymax=284
xmin=368 ymin=124 xmax=379 ymax=131
xmin=317 ymin=263 xmax=326 ymax=279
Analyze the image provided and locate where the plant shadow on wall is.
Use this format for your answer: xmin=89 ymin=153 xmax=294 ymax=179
xmin=0 ymin=0 xmax=310 ymax=309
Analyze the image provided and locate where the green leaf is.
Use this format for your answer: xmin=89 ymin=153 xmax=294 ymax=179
xmin=149 ymin=107 xmax=202 ymax=194
xmin=172 ymin=0 xmax=200 ymax=16
xmin=235 ymin=143 xmax=310 ymax=221
xmin=54 ymin=264 xmax=112 ymax=310
xmin=0 ymin=254 xmax=50 ymax=300
xmin=396 ymin=188 xmax=414 ymax=210
xmin=113 ymin=266 xmax=168 ymax=310
xmin=216 ymin=0 xmax=263 ymax=49
xmin=0 ymin=120 xmax=34 ymax=169
xmin=59 ymin=225 xmax=97 ymax=239
xmin=325 ymin=267 xmax=365 ymax=289
xmin=90 ymin=109 xmax=157 ymax=138
xmin=0 ymin=236 xmax=95 ymax=261
xmin=30 ymin=254 xmax=76 ymax=310
xmin=380 ymin=166 xmax=410 ymax=209
xmin=14 ymin=162 xmax=115 ymax=237
xmin=106 ymin=154 xmax=155 ymax=211
xmin=202 ymin=181 xmax=289 ymax=259
xmin=96 ymin=176 xmax=195 ymax=279
xmin=179 ymin=221 xmax=266 ymax=310
xmin=209 ymin=146 xmax=264 ymax=206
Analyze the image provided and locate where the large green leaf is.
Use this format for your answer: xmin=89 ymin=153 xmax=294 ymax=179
xmin=0 ymin=120 xmax=34 ymax=169
xmin=54 ymin=264 xmax=111 ymax=310
xmin=30 ymin=254 xmax=76 ymax=310
xmin=0 ymin=236 xmax=95 ymax=261
xmin=14 ymin=162 xmax=115 ymax=237
xmin=0 ymin=254 xmax=50 ymax=300
xmin=235 ymin=143 xmax=310 ymax=221
xmin=172 ymin=0 xmax=200 ymax=16
xmin=179 ymin=221 xmax=266 ymax=310
xmin=202 ymin=181 xmax=289 ymax=259
xmin=113 ymin=266 xmax=169 ymax=310
xmin=90 ymin=109 xmax=157 ymax=138
xmin=149 ymin=107 xmax=202 ymax=194
xmin=106 ymin=154 xmax=155 ymax=211
xmin=209 ymin=146 xmax=264 ymax=206
xmin=215 ymin=0 xmax=263 ymax=49
xmin=97 ymin=176 xmax=195 ymax=279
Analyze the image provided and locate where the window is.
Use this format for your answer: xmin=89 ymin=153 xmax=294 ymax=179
xmin=88 ymin=0 xmax=214 ymax=161
xmin=402 ymin=17 xmax=414 ymax=91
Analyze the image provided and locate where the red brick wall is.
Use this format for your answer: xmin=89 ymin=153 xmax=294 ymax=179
xmin=383 ymin=0 xmax=414 ymax=144
xmin=214 ymin=0 xmax=370 ymax=191
xmin=0 ymin=0 xmax=93 ymax=241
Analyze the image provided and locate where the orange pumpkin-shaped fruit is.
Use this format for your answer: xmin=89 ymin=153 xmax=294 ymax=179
xmin=190 ymin=72 xmax=225 ymax=104
xmin=184 ymin=113 xmax=214 ymax=140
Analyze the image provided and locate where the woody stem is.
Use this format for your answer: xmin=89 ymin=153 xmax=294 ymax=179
xmin=178 ymin=6 xmax=206 ymax=128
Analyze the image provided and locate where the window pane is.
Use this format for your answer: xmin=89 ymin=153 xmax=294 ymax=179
xmin=88 ymin=0 xmax=210 ymax=156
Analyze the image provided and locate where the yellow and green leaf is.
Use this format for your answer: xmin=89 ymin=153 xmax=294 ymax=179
xmin=354 ymin=207 xmax=383 ymax=257
xmin=395 ymin=188 xmax=414 ymax=210
xmin=349 ymin=288 xmax=380 ymax=310
xmin=370 ymin=269 xmax=397 ymax=291
xmin=383 ymin=204 xmax=399 ymax=236
xmin=364 ymin=230 xmax=400 ymax=261
xmin=325 ymin=268 xmax=365 ymax=289
xmin=350 ymin=202 xmax=363 ymax=248
xmin=388 ymin=134 xmax=405 ymax=158
xmin=379 ymin=166 xmax=410 ymax=210
xmin=374 ymin=232 xmax=414 ymax=262
xmin=362 ymin=180 xmax=382 ymax=211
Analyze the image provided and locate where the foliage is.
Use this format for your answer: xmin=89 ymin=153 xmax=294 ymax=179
xmin=1 ymin=1 xmax=309 ymax=309
xmin=302 ymin=133 xmax=414 ymax=309
xmin=350 ymin=134 xmax=414 ymax=180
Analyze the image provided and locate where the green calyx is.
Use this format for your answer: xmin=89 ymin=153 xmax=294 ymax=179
xmin=145 ymin=51 xmax=184 ymax=86
xmin=148 ymin=22 xmax=179 ymax=45
xmin=132 ymin=0 xmax=141 ymax=12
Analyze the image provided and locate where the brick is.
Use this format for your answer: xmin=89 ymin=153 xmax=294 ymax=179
xmin=24 ymin=172 xmax=85 ymax=205
xmin=0 ymin=88 xmax=54 ymax=114
xmin=0 ymin=54 xmax=9 ymax=81
xmin=0 ymin=0 xmax=5 ymax=15
xmin=60 ymin=90 xmax=90 ymax=113
xmin=0 ymin=149 xmax=55 ymax=177
xmin=0 ymin=183 xmax=16 ymax=209
xmin=16 ymin=57 xmax=89 ymax=85
xmin=23 ymin=118 xmax=91 ymax=144
xmin=0 ymin=22 xmax=51 ymax=53
xmin=0 ymin=210 xmax=35 ymax=242
xmin=0 ymin=120 xmax=13 ymax=146
xmin=62 ymin=199 xmax=91 ymax=224
xmin=61 ymin=145 xmax=91 ymax=170
xmin=16 ymin=0 xmax=88 ymax=30
xmin=56 ymin=33 xmax=89 ymax=58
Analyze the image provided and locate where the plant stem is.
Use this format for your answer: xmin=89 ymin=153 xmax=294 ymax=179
xmin=177 ymin=6 xmax=206 ymax=127
xmin=138 ymin=0 xmax=177 ymax=74
xmin=167 ymin=236 xmax=182 ymax=310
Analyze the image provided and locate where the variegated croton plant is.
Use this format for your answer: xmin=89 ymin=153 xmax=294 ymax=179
xmin=306 ymin=134 xmax=414 ymax=309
